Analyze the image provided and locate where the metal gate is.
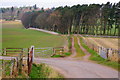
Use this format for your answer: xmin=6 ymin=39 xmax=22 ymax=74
xmin=34 ymin=47 xmax=53 ymax=58
xmin=99 ymin=47 xmax=108 ymax=59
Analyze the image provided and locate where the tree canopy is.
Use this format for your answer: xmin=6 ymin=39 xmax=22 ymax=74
xmin=21 ymin=2 xmax=120 ymax=36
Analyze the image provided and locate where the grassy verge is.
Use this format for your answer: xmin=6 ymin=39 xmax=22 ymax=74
xmin=79 ymin=36 xmax=120 ymax=71
xmin=30 ymin=63 xmax=63 ymax=78
xmin=74 ymin=36 xmax=85 ymax=57
xmin=51 ymin=52 xmax=71 ymax=58
xmin=0 ymin=60 xmax=11 ymax=76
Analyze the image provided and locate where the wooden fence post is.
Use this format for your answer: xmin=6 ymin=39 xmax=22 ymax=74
xmin=98 ymin=46 xmax=101 ymax=55
xmin=11 ymin=59 xmax=15 ymax=76
xmin=10 ymin=61 xmax=13 ymax=76
xmin=10 ymin=59 xmax=15 ymax=77
xmin=28 ymin=46 xmax=34 ymax=75
xmin=2 ymin=49 xmax=4 ymax=55
xmin=3 ymin=62 xmax=6 ymax=77
xmin=2 ymin=60 xmax=5 ymax=77
xmin=62 ymin=47 xmax=64 ymax=54
xmin=18 ymin=53 xmax=23 ymax=75
xmin=106 ymin=49 xmax=109 ymax=59
xmin=16 ymin=57 xmax=19 ymax=69
xmin=53 ymin=48 xmax=55 ymax=54
xmin=31 ymin=46 xmax=34 ymax=62
xmin=4 ymin=48 xmax=6 ymax=55
xmin=118 ymin=51 xmax=120 ymax=64
xmin=92 ymin=44 xmax=94 ymax=50
xmin=51 ymin=48 xmax=55 ymax=56
xmin=27 ymin=48 xmax=29 ymax=75
xmin=97 ymin=46 xmax=99 ymax=52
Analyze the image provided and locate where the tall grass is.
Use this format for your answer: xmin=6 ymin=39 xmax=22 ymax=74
xmin=30 ymin=63 xmax=63 ymax=78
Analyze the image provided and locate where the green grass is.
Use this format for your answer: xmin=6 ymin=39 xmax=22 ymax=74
xmin=51 ymin=55 xmax=64 ymax=58
xmin=74 ymin=36 xmax=85 ymax=57
xmin=79 ymin=36 xmax=120 ymax=71
xmin=0 ymin=60 xmax=11 ymax=76
xmin=51 ymin=52 xmax=71 ymax=58
xmin=30 ymin=63 xmax=63 ymax=78
xmin=2 ymin=21 xmax=67 ymax=48
xmin=64 ymin=52 xmax=71 ymax=56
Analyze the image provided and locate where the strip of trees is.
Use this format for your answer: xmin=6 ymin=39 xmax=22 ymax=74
xmin=0 ymin=4 xmax=38 ymax=20
xmin=21 ymin=2 xmax=120 ymax=36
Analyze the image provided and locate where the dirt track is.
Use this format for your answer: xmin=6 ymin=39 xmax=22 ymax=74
xmin=0 ymin=33 xmax=119 ymax=78
xmin=0 ymin=36 xmax=119 ymax=78
xmin=34 ymin=58 xmax=118 ymax=78
xmin=77 ymin=37 xmax=91 ymax=61
xmin=29 ymin=28 xmax=59 ymax=35
xmin=35 ymin=36 xmax=119 ymax=78
xmin=0 ymin=56 xmax=118 ymax=78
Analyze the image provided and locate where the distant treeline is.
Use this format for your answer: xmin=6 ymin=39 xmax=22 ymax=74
xmin=21 ymin=2 xmax=120 ymax=36
xmin=0 ymin=4 xmax=38 ymax=20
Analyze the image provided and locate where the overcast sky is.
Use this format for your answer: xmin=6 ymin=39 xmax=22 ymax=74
xmin=0 ymin=0 xmax=119 ymax=8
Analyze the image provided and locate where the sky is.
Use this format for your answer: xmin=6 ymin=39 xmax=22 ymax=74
xmin=0 ymin=0 xmax=119 ymax=8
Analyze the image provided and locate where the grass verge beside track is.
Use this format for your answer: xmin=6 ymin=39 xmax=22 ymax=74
xmin=30 ymin=63 xmax=63 ymax=78
xmin=74 ymin=36 xmax=85 ymax=57
xmin=79 ymin=36 xmax=120 ymax=71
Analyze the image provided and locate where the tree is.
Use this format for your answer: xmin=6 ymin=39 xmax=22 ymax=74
xmin=11 ymin=6 xmax=14 ymax=20
xmin=20 ymin=2 xmax=119 ymax=36
xmin=35 ymin=12 xmax=50 ymax=29
xmin=21 ymin=12 xmax=34 ymax=28
xmin=33 ymin=4 xmax=37 ymax=9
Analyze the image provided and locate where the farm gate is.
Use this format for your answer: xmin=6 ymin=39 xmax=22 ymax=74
xmin=98 ymin=47 xmax=108 ymax=59
xmin=1 ymin=48 xmax=28 ymax=57
xmin=1 ymin=46 xmax=64 ymax=78
xmin=34 ymin=47 xmax=53 ymax=58
xmin=34 ymin=47 xmax=64 ymax=58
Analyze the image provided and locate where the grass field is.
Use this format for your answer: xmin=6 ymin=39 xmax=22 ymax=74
xmin=2 ymin=21 xmax=67 ymax=48
xmin=84 ymin=37 xmax=118 ymax=50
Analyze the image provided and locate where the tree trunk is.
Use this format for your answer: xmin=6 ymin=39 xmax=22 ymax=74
xmin=114 ymin=24 xmax=117 ymax=36
xmin=92 ymin=25 xmax=95 ymax=35
xmin=107 ymin=25 xmax=109 ymax=35
xmin=103 ymin=21 xmax=106 ymax=35
xmin=109 ymin=25 xmax=112 ymax=36
xmin=95 ymin=25 xmax=98 ymax=35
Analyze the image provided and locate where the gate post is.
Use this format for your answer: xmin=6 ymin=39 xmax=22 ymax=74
xmin=28 ymin=45 xmax=34 ymax=75
xmin=4 ymin=48 xmax=6 ymax=55
xmin=31 ymin=46 xmax=34 ymax=62
xmin=18 ymin=53 xmax=23 ymax=75
xmin=106 ymin=48 xmax=109 ymax=59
